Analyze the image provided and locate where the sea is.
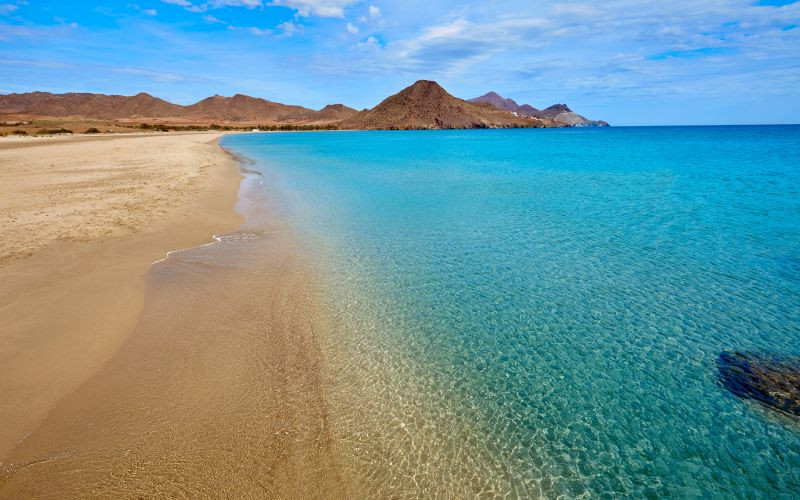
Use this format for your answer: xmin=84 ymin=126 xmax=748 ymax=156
xmin=221 ymin=126 xmax=800 ymax=498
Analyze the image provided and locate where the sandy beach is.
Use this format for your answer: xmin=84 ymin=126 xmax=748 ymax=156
xmin=0 ymin=133 xmax=242 ymax=462
xmin=0 ymin=132 xmax=354 ymax=497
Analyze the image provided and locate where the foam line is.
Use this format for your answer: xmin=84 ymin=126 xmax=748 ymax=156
xmin=151 ymin=234 xmax=224 ymax=265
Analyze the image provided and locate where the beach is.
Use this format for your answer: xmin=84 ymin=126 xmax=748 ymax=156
xmin=0 ymin=134 xmax=239 ymax=475
xmin=0 ymin=132 xmax=354 ymax=497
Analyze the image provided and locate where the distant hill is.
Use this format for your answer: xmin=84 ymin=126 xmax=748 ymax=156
xmin=340 ymin=81 xmax=559 ymax=130
xmin=471 ymin=91 xmax=528 ymax=113
xmin=181 ymin=94 xmax=317 ymax=123
xmin=469 ymin=92 xmax=608 ymax=127
xmin=536 ymin=103 xmax=609 ymax=127
xmin=0 ymin=91 xmax=183 ymax=119
xmin=0 ymin=91 xmax=348 ymax=124
xmin=315 ymin=104 xmax=358 ymax=122
xmin=0 ymin=85 xmax=602 ymax=129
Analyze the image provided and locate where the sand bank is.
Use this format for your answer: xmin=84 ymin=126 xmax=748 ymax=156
xmin=0 ymin=133 xmax=242 ymax=458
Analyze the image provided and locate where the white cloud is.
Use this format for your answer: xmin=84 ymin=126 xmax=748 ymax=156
xmin=161 ymin=0 xmax=262 ymax=12
xmin=207 ymin=0 xmax=261 ymax=7
xmin=162 ymin=0 xmax=358 ymax=18
xmin=203 ymin=14 xmax=226 ymax=23
xmin=212 ymin=12 xmax=302 ymax=38
xmin=114 ymin=67 xmax=186 ymax=82
xmin=277 ymin=20 xmax=300 ymax=36
xmin=358 ymin=35 xmax=381 ymax=49
xmin=131 ymin=4 xmax=158 ymax=16
xmin=359 ymin=4 xmax=383 ymax=25
xmin=248 ymin=26 xmax=271 ymax=35
xmin=270 ymin=0 xmax=357 ymax=18
xmin=346 ymin=22 xmax=358 ymax=34
xmin=0 ymin=3 xmax=18 ymax=14
xmin=224 ymin=23 xmax=273 ymax=35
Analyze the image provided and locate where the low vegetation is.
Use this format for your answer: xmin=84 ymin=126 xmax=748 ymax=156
xmin=13 ymin=130 xmax=28 ymax=135
xmin=135 ymin=122 xmax=341 ymax=132
xmin=37 ymin=128 xmax=73 ymax=135
xmin=84 ymin=127 xmax=101 ymax=134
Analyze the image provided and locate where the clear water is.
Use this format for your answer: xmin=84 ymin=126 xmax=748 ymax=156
xmin=222 ymin=126 xmax=800 ymax=498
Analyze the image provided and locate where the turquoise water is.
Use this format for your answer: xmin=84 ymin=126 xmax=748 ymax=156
xmin=222 ymin=126 xmax=800 ymax=498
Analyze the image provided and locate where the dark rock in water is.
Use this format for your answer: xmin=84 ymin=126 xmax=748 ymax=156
xmin=717 ymin=351 xmax=800 ymax=417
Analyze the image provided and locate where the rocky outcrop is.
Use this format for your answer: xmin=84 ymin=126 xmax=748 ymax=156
xmin=717 ymin=351 xmax=800 ymax=417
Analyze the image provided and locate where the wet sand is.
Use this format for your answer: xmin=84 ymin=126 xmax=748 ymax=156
xmin=0 ymin=172 xmax=354 ymax=497
xmin=0 ymin=135 xmax=354 ymax=497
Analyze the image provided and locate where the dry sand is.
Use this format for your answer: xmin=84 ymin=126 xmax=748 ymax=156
xmin=0 ymin=132 xmax=242 ymax=458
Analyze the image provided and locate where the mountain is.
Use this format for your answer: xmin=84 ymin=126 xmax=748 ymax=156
xmin=315 ymin=104 xmax=358 ymax=122
xmin=469 ymin=92 xmax=608 ymax=127
xmin=0 ymin=85 xmax=602 ymax=129
xmin=469 ymin=91 xmax=523 ymax=113
xmin=0 ymin=91 xmax=183 ymax=119
xmin=181 ymin=94 xmax=317 ymax=123
xmin=470 ymin=91 xmax=543 ymax=116
xmin=518 ymin=104 xmax=542 ymax=116
xmin=340 ymin=81 xmax=559 ymax=130
xmin=536 ymin=104 xmax=609 ymax=127
xmin=0 ymin=92 xmax=346 ymax=124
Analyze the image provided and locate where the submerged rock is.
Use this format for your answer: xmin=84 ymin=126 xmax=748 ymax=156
xmin=717 ymin=351 xmax=800 ymax=417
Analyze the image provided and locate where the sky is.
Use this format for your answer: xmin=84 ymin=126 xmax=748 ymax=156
xmin=0 ymin=0 xmax=798 ymax=125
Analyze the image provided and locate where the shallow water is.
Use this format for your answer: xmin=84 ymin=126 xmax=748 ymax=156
xmin=223 ymin=126 xmax=800 ymax=498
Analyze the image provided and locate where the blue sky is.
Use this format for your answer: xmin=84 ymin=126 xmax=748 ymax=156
xmin=1 ymin=0 xmax=798 ymax=125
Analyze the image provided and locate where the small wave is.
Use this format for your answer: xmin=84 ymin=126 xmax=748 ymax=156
xmin=151 ymin=234 xmax=224 ymax=265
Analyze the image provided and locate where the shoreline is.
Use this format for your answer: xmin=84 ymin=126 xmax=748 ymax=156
xmin=0 ymin=132 xmax=243 ymax=458
xmin=0 ymin=137 xmax=356 ymax=497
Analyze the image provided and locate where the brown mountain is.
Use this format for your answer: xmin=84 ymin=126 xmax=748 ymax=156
xmin=181 ymin=94 xmax=318 ymax=123
xmin=469 ymin=92 xmax=542 ymax=116
xmin=518 ymin=104 xmax=542 ymax=116
xmin=0 ymin=85 xmax=603 ymax=129
xmin=470 ymin=91 xmax=524 ymax=113
xmin=340 ymin=80 xmax=558 ymax=130
xmin=469 ymin=92 xmax=608 ymax=127
xmin=0 ymin=91 xmax=347 ymax=124
xmin=0 ymin=91 xmax=183 ymax=119
xmin=315 ymin=104 xmax=358 ymax=122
